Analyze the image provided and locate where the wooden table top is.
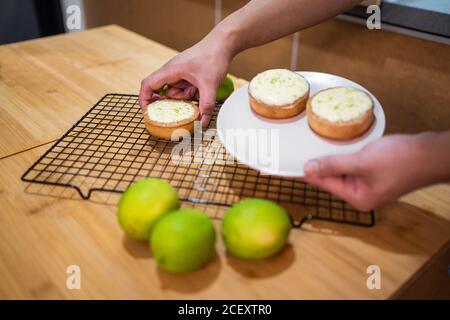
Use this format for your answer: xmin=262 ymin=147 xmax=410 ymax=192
xmin=0 ymin=25 xmax=449 ymax=299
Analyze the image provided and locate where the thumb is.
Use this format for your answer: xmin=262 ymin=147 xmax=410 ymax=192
xmin=198 ymin=82 xmax=217 ymax=127
xmin=304 ymin=153 xmax=361 ymax=177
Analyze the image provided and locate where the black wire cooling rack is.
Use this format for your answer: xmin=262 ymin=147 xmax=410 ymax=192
xmin=21 ymin=94 xmax=375 ymax=228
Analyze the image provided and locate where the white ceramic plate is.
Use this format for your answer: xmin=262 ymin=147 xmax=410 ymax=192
xmin=216 ymin=72 xmax=385 ymax=177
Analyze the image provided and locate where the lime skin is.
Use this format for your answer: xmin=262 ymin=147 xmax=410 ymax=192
xmin=118 ymin=178 xmax=180 ymax=241
xmin=150 ymin=209 xmax=216 ymax=273
xmin=222 ymin=198 xmax=291 ymax=260
xmin=216 ymin=75 xmax=235 ymax=102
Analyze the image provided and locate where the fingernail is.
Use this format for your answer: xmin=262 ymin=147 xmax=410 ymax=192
xmin=304 ymin=160 xmax=319 ymax=176
xmin=201 ymin=114 xmax=211 ymax=128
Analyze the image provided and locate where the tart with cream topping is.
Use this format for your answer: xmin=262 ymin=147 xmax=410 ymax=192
xmin=248 ymin=69 xmax=310 ymax=119
xmin=143 ymin=99 xmax=200 ymax=140
xmin=307 ymin=87 xmax=374 ymax=140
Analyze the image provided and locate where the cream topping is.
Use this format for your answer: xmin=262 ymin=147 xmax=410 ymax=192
xmin=249 ymin=69 xmax=309 ymax=106
xmin=311 ymin=87 xmax=372 ymax=122
xmin=147 ymin=100 xmax=195 ymax=123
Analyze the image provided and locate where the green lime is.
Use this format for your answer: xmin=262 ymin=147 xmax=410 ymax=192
xmin=216 ymin=74 xmax=234 ymax=102
xmin=118 ymin=178 xmax=179 ymax=241
xmin=222 ymin=198 xmax=291 ymax=260
xmin=150 ymin=209 xmax=216 ymax=273
xmin=158 ymin=84 xmax=169 ymax=96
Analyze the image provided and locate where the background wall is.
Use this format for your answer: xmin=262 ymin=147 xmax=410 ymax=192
xmin=83 ymin=0 xmax=450 ymax=134
xmin=0 ymin=0 xmax=69 ymax=45
xmin=0 ymin=0 xmax=42 ymax=44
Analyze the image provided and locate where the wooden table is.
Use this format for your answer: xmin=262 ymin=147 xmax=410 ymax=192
xmin=0 ymin=25 xmax=449 ymax=299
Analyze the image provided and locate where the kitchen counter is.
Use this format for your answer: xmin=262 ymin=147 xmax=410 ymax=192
xmin=0 ymin=25 xmax=449 ymax=299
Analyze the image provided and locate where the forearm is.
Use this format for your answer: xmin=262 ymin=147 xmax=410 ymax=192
xmin=206 ymin=0 xmax=362 ymax=57
xmin=415 ymin=131 xmax=450 ymax=186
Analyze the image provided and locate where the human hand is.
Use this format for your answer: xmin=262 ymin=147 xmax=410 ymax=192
xmin=303 ymin=133 xmax=446 ymax=211
xmin=139 ymin=37 xmax=232 ymax=127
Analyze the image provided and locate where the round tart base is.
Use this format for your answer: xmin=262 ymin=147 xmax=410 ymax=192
xmin=143 ymin=101 xmax=200 ymax=140
xmin=248 ymin=90 xmax=309 ymax=119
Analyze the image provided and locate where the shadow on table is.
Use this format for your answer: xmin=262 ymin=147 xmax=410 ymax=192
xmin=122 ymin=235 xmax=152 ymax=259
xmin=121 ymin=234 xmax=222 ymax=293
xmin=226 ymin=244 xmax=296 ymax=279
xmin=24 ymin=182 xmax=450 ymax=256
xmin=121 ymin=238 xmax=295 ymax=293
xmin=156 ymin=252 xmax=222 ymax=293
xmin=23 ymin=182 xmax=229 ymax=222
xmin=23 ymin=182 xmax=120 ymax=206
xmin=155 ymin=244 xmax=295 ymax=293
xmin=297 ymin=201 xmax=450 ymax=254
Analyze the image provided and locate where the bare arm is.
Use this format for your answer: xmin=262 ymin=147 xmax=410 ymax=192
xmin=139 ymin=0 xmax=363 ymax=123
xmin=212 ymin=0 xmax=362 ymax=57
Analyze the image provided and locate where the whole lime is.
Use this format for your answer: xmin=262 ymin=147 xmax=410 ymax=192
xmin=216 ymin=74 xmax=234 ymax=102
xmin=118 ymin=178 xmax=179 ymax=241
xmin=150 ymin=209 xmax=216 ymax=273
xmin=222 ymin=198 xmax=291 ymax=260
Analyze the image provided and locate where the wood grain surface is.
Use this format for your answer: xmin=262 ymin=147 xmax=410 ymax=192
xmin=1 ymin=144 xmax=449 ymax=299
xmin=0 ymin=25 xmax=449 ymax=299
